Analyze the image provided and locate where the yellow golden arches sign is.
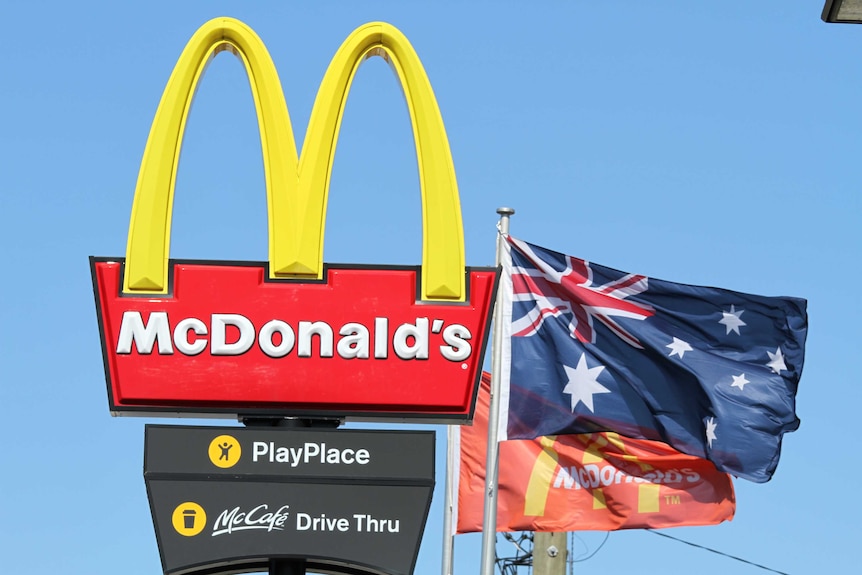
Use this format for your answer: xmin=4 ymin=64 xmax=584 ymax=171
xmin=125 ymin=17 xmax=465 ymax=301
xmin=92 ymin=18 xmax=497 ymax=420
xmin=523 ymin=432 xmax=659 ymax=516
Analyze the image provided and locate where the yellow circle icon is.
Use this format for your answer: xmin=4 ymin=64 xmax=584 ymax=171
xmin=208 ymin=435 xmax=241 ymax=468
xmin=172 ymin=502 xmax=206 ymax=536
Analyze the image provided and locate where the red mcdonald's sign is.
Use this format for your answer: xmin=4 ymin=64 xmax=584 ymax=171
xmin=91 ymin=18 xmax=497 ymax=422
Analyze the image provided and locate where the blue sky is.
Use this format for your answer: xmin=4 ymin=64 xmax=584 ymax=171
xmin=1 ymin=2 xmax=859 ymax=574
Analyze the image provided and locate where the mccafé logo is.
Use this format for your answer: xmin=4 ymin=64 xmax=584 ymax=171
xmin=91 ymin=18 xmax=497 ymax=421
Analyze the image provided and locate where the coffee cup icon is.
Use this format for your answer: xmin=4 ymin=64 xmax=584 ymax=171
xmin=172 ymin=502 xmax=206 ymax=536
xmin=183 ymin=509 xmax=197 ymax=529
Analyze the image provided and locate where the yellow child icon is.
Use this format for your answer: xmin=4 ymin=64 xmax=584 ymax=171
xmin=208 ymin=435 xmax=242 ymax=468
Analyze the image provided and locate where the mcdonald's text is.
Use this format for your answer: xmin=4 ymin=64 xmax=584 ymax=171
xmin=553 ymin=464 xmax=702 ymax=491
xmin=117 ymin=312 xmax=472 ymax=361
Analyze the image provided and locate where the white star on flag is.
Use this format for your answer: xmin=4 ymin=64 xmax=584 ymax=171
xmin=705 ymin=417 xmax=718 ymax=448
xmin=563 ymin=353 xmax=611 ymax=413
xmin=719 ymin=304 xmax=746 ymax=335
xmin=731 ymin=373 xmax=750 ymax=390
xmin=767 ymin=347 xmax=787 ymax=374
xmin=666 ymin=337 xmax=693 ymax=358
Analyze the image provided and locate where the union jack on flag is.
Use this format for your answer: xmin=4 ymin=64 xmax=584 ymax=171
xmin=498 ymin=236 xmax=808 ymax=483
xmin=510 ymin=242 xmax=653 ymax=348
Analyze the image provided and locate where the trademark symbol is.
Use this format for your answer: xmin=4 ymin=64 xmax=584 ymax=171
xmin=664 ymin=495 xmax=681 ymax=505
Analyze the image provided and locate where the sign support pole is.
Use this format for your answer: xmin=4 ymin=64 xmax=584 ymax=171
xmin=441 ymin=424 xmax=456 ymax=575
xmin=269 ymin=559 xmax=307 ymax=575
xmin=479 ymin=207 xmax=514 ymax=575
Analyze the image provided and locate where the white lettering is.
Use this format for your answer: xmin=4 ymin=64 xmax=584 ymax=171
xmin=113 ymin=313 xmax=474 ymax=362
xmin=252 ymin=442 xmax=267 ymax=462
xmin=259 ymin=320 xmax=295 ymax=358
xmin=290 ymin=447 xmax=302 ymax=467
xmin=296 ymin=513 xmax=350 ymax=532
xmin=683 ymin=468 xmax=701 ymax=482
xmin=353 ymin=514 xmax=400 ymax=533
xmin=298 ymin=321 xmax=333 ymax=358
xmin=212 ymin=504 xmax=290 ymax=536
xmin=211 ymin=314 xmax=254 ymax=355
xmin=552 ymin=462 xmax=707 ymax=491
xmin=275 ymin=447 xmax=289 ymax=463
xmin=440 ymin=324 xmax=472 ymax=361
xmin=553 ymin=466 xmax=576 ymax=489
xmin=337 ymin=323 xmax=369 ymax=359
xmin=296 ymin=512 xmax=311 ymax=530
xmin=374 ymin=317 xmax=388 ymax=358
xmin=600 ymin=465 xmax=615 ymax=486
xmin=304 ymin=442 xmax=321 ymax=463
xmin=173 ymin=317 xmax=207 ymax=355
xmin=393 ymin=318 xmax=429 ymax=360
xmin=355 ymin=448 xmax=370 ymax=464
xmin=250 ymin=441 xmax=371 ymax=467
xmin=117 ymin=311 xmax=173 ymax=354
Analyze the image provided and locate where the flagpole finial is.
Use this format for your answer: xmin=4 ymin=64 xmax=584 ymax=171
xmin=496 ymin=207 xmax=514 ymax=238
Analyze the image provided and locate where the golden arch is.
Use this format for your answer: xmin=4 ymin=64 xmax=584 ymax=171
xmin=522 ymin=432 xmax=655 ymax=516
xmin=124 ymin=17 xmax=465 ymax=301
xmin=524 ymin=436 xmax=561 ymax=516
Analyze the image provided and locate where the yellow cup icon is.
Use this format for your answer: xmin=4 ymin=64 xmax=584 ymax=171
xmin=172 ymin=502 xmax=207 ymax=536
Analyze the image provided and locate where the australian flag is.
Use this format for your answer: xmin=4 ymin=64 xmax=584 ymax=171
xmin=498 ymin=236 xmax=807 ymax=483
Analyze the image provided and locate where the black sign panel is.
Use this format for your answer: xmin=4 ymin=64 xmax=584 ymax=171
xmin=144 ymin=426 xmax=435 ymax=575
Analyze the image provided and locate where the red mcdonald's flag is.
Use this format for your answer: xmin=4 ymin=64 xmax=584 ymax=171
xmin=455 ymin=373 xmax=735 ymax=533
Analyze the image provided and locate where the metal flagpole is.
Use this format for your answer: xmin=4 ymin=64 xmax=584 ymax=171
xmin=441 ymin=424 xmax=456 ymax=575
xmin=479 ymin=207 xmax=514 ymax=575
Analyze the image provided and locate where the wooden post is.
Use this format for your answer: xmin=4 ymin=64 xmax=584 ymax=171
xmin=533 ymin=532 xmax=567 ymax=575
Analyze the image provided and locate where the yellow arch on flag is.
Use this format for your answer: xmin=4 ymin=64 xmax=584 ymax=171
xmin=524 ymin=436 xmax=560 ymax=516
xmin=522 ymin=432 xmax=661 ymax=516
